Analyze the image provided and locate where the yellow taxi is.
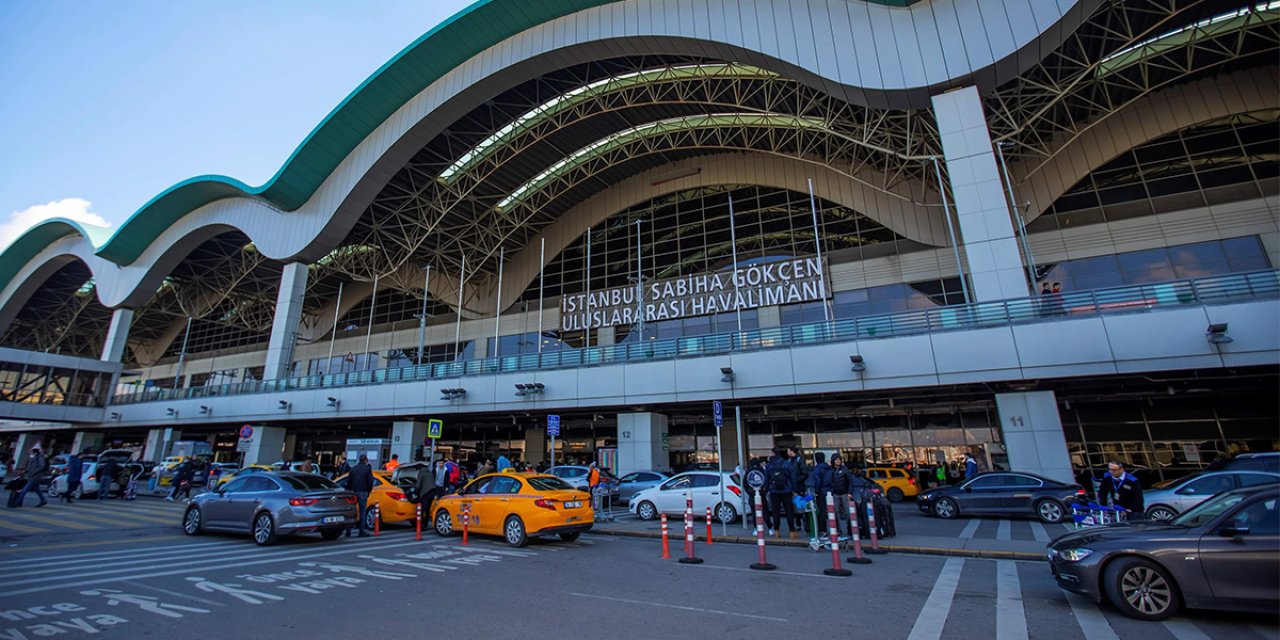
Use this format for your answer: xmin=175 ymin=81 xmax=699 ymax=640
xmin=431 ymin=471 xmax=593 ymax=547
xmin=866 ymin=466 xmax=919 ymax=502
xmin=335 ymin=471 xmax=420 ymax=531
xmin=215 ymin=464 xmax=274 ymax=488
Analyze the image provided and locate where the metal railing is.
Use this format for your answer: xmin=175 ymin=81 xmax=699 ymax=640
xmin=110 ymin=270 xmax=1280 ymax=406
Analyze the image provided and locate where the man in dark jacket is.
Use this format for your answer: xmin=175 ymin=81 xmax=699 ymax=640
xmin=1096 ymin=461 xmax=1144 ymax=515
xmin=807 ymin=452 xmax=833 ymax=532
xmin=97 ymin=459 xmax=120 ymax=500
xmin=347 ymin=454 xmax=375 ymax=537
xmin=13 ymin=447 xmax=49 ymax=508
xmin=63 ymin=452 xmax=84 ymax=503
xmin=415 ymin=463 xmax=438 ymax=520
xmin=830 ymin=454 xmax=853 ymax=536
xmin=764 ymin=448 xmax=798 ymax=538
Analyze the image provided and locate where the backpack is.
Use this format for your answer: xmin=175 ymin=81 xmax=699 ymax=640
xmin=768 ymin=463 xmax=790 ymax=492
xmin=447 ymin=462 xmax=461 ymax=485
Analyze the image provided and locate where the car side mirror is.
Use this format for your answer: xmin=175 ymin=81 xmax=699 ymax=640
xmin=962 ymin=486 xmax=972 ymax=492
xmin=1219 ymin=525 xmax=1249 ymax=539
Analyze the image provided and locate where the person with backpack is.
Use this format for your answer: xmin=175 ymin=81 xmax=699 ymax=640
xmin=11 ymin=446 xmax=49 ymax=508
xmin=443 ymin=458 xmax=462 ymax=493
xmin=807 ymin=452 xmax=833 ymax=533
xmin=764 ymin=447 xmax=798 ymax=538
xmin=63 ymin=452 xmax=84 ymax=503
xmin=830 ymin=454 xmax=853 ymax=537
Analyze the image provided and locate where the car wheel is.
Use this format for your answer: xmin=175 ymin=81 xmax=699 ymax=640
xmin=1146 ymin=505 xmax=1177 ymax=522
xmin=182 ymin=506 xmax=203 ymax=536
xmin=1104 ymin=556 xmax=1180 ymax=621
xmin=636 ymin=501 xmax=657 ymax=521
xmin=934 ymin=497 xmax=959 ymax=519
xmin=434 ymin=509 xmax=455 ymax=536
xmin=363 ymin=505 xmax=380 ymax=531
xmin=716 ymin=502 xmax=737 ymax=524
xmin=887 ymin=487 xmax=905 ymax=502
xmin=504 ymin=515 xmax=528 ymax=548
xmin=559 ymin=532 xmax=580 ymax=542
xmin=1036 ymin=499 xmax=1066 ymax=524
xmin=320 ymin=528 xmax=344 ymax=541
xmin=48 ymin=483 xmax=62 ymax=498
xmin=252 ymin=512 xmax=277 ymax=546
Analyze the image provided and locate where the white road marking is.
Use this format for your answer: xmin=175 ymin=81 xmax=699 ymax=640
xmin=958 ymin=520 xmax=980 ymax=539
xmin=1064 ymin=592 xmax=1119 ymax=640
xmin=569 ymin=592 xmax=787 ymax=622
xmin=694 ymin=564 xmax=855 ymax=579
xmin=1029 ymin=521 xmax=1050 ymax=542
xmin=907 ymin=558 xmax=965 ymax=640
xmin=0 ymin=539 xmax=241 ymax=567
xmin=1163 ymin=620 xmax=1212 ymax=640
xmin=124 ymin=580 xmax=228 ymax=607
xmin=995 ymin=560 xmax=1027 ymax=640
xmin=996 ymin=520 xmax=1011 ymax=541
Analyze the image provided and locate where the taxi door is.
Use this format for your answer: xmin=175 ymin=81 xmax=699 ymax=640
xmin=457 ymin=477 xmax=494 ymax=533
xmin=479 ymin=476 xmax=522 ymax=531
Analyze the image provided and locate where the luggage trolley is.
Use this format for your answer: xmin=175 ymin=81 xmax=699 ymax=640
xmin=592 ymin=484 xmax=615 ymax=523
xmin=1071 ymin=501 xmax=1128 ymax=529
xmin=795 ymin=493 xmax=830 ymax=552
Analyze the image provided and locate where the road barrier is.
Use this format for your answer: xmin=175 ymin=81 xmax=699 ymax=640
xmin=823 ymin=492 xmax=852 ymax=577
xmin=846 ymin=499 xmax=871 ymax=564
xmin=461 ymin=503 xmax=470 ymax=546
xmin=749 ymin=492 xmax=776 ymax=571
xmin=677 ymin=491 xmax=703 ymax=564
xmin=705 ymin=506 xmax=714 ymax=545
xmin=415 ymin=503 xmax=423 ymax=540
xmin=373 ymin=503 xmax=381 ymax=537
xmin=659 ymin=513 xmax=671 ymax=559
xmin=865 ymin=500 xmax=887 ymax=555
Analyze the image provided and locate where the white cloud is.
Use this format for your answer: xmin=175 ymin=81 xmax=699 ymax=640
xmin=0 ymin=198 xmax=112 ymax=250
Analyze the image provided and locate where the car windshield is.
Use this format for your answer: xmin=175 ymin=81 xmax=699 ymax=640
xmin=277 ymin=475 xmax=341 ymax=491
xmin=1170 ymin=491 xmax=1250 ymax=527
xmin=527 ymin=477 xmax=574 ymax=491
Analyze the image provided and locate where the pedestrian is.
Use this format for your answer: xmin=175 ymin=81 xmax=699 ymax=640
xmin=1039 ymin=281 xmax=1053 ymax=316
xmin=830 ymin=454 xmax=852 ymax=537
xmin=174 ymin=460 xmax=195 ymax=501
xmin=11 ymin=446 xmax=50 ymax=508
xmin=335 ymin=454 xmax=351 ymax=478
xmin=414 ymin=462 xmax=438 ymax=518
xmin=765 ymin=447 xmax=798 ymax=538
xmin=477 ymin=459 xmax=494 ymax=476
xmin=384 ymin=454 xmax=400 ymax=472
xmin=163 ymin=460 xmax=184 ymax=501
xmin=0 ymin=457 xmax=9 ymax=482
xmin=347 ymin=454 xmax=375 ymax=537
xmin=496 ymin=453 xmax=512 ymax=472
xmin=964 ymin=452 xmax=979 ymax=480
xmin=934 ymin=464 xmax=946 ymax=489
xmin=1096 ymin=461 xmax=1144 ymax=516
xmin=98 ymin=458 xmax=121 ymax=501
xmin=64 ymin=451 xmax=84 ymax=503
xmin=807 ymin=451 xmax=833 ymax=531
xmin=785 ymin=447 xmax=805 ymax=532
xmin=442 ymin=457 xmax=462 ymax=493
xmin=300 ymin=457 xmax=314 ymax=474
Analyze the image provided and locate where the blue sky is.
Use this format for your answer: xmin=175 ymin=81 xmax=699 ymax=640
xmin=0 ymin=0 xmax=475 ymax=248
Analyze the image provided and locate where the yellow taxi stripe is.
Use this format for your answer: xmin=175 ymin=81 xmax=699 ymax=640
xmin=43 ymin=508 xmax=173 ymax=527
xmin=0 ymin=519 xmax=51 ymax=534
xmin=1 ymin=511 xmax=98 ymax=530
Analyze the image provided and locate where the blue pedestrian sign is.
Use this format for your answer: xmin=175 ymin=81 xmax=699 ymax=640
xmin=713 ymin=401 xmax=723 ymax=428
xmin=427 ymin=418 xmax=443 ymax=440
xmin=547 ymin=414 xmax=560 ymax=437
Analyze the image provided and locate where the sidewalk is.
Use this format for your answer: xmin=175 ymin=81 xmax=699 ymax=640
xmin=589 ymin=509 xmax=1052 ymax=561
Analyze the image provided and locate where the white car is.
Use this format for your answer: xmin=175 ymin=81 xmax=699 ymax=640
xmin=1143 ymin=470 xmax=1279 ymax=521
xmin=628 ymin=471 xmax=743 ymax=523
xmin=48 ymin=462 xmax=118 ymax=499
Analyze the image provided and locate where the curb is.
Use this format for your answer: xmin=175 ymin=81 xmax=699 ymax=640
xmin=592 ymin=528 xmax=1046 ymax=562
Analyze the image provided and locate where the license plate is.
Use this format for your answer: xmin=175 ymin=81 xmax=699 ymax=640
xmin=564 ymin=501 xmax=582 ymax=509
xmin=322 ymin=516 xmax=345 ymax=524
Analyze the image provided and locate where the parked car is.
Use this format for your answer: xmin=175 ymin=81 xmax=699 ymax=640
xmin=182 ymin=471 xmax=357 ymax=545
xmin=616 ymin=470 xmax=669 ymax=504
xmin=865 ymin=466 xmax=919 ymax=502
xmin=629 ymin=471 xmax=743 ymax=523
xmin=916 ymin=471 xmax=1085 ymax=523
xmin=432 ymin=473 xmax=593 ymax=546
xmin=1143 ymin=470 xmax=1279 ymax=521
xmin=48 ymin=462 xmax=114 ymax=498
xmin=548 ymin=465 xmax=620 ymax=497
xmin=1208 ymin=452 xmax=1280 ymax=474
xmin=1048 ymin=484 xmax=1279 ymax=620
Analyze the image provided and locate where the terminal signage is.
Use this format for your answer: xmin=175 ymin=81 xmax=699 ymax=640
xmin=560 ymin=257 xmax=826 ymax=331
xmin=547 ymin=415 xmax=560 ymax=437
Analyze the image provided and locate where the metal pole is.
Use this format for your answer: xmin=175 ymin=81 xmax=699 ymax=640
xmin=635 ymin=219 xmax=645 ymax=341
xmin=537 ymin=238 xmax=545 ymax=354
xmin=173 ymin=316 xmax=193 ymax=391
xmin=584 ymin=227 xmax=592 ymax=347
xmin=729 ymin=194 xmax=742 ymax=333
xmin=735 ymin=405 xmax=747 ymax=531
xmin=417 ymin=265 xmax=431 ymax=365
xmin=806 ymin=178 xmax=831 ymax=321
xmin=932 ymin=158 xmax=971 ymax=305
xmin=550 ymin=433 xmax=556 ymax=471
xmin=327 ymin=281 xmax=343 ymax=373
xmin=995 ymin=142 xmax=1038 ymax=294
xmin=716 ymin=415 xmax=726 ymax=538
xmin=363 ymin=273 xmax=379 ymax=368
xmin=454 ymin=253 xmax=466 ymax=360
xmin=494 ymin=247 xmax=504 ymax=359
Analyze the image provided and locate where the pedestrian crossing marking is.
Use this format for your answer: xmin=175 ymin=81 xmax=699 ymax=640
xmin=2 ymin=510 xmax=99 ymax=529
xmin=958 ymin=520 xmax=980 ymax=539
xmin=0 ymin=519 xmax=51 ymax=534
xmin=1029 ymin=521 xmax=1050 ymax=542
xmin=995 ymin=560 xmax=1027 ymax=640
xmin=1164 ymin=619 xmax=1213 ymax=640
xmin=1065 ymin=591 xmax=1120 ymax=640
xmin=907 ymin=558 xmax=964 ymax=640
xmin=41 ymin=507 xmax=175 ymax=528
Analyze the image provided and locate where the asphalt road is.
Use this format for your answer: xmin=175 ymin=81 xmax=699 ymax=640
xmin=0 ymin=498 xmax=1276 ymax=640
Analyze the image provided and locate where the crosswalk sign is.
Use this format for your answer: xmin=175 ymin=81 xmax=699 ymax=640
xmin=427 ymin=418 xmax=443 ymax=439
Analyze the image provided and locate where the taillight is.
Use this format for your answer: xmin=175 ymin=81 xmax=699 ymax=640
xmin=908 ymin=478 xmax=916 ymax=485
xmin=726 ymin=485 xmax=742 ymax=496
xmin=343 ymin=496 xmax=357 ymax=504
xmin=289 ymin=497 xmax=319 ymax=507
xmin=534 ymin=499 xmax=556 ymax=510
xmin=88 ymin=475 xmax=96 ymax=481
xmin=386 ymin=492 xmax=406 ymax=501
xmin=1076 ymin=488 xmax=1086 ymax=495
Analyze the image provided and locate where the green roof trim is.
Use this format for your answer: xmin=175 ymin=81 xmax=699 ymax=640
xmin=0 ymin=218 xmax=113 ymax=294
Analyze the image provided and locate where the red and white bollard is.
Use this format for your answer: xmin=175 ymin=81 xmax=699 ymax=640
xmin=865 ymin=498 xmax=887 ymax=554
xmin=373 ymin=502 xmax=381 ymax=537
xmin=846 ymin=497 xmax=871 ymax=564
xmin=461 ymin=503 xmax=470 ymax=546
xmin=823 ymin=492 xmax=852 ymax=576
xmin=750 ymin=491 xmax=776 ymax=571
xmin=705 ymin=506 xmax=714 ymax=545
xmin=659 ymin=513 xmax=671 ymax=559
xmin=677 ymin=491 xmax=703 ymax=564
xmin=415 ymin=502 xmax=423 ymax=540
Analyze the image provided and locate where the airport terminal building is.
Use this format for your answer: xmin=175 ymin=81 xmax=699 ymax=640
xmin=1 ymin=0 xmax=1277 ymax=484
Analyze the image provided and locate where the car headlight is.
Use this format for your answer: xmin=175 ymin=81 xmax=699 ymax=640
xmin=1056 ymin=548 xmax=1094 ymax=562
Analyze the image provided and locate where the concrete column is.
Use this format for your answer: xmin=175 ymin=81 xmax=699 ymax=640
xmin=282 ymin=433 xmax=298 ymax=462
xmin=391 ymin=420 xmax=427 ymax=463
xmin=243 ymin=426 xmax=287 ymax=466
xmin=717 ymin=422 xmax=747 ymax=471
xmin=932 ymin=86 xmax=1031 ymax=302
xmin=101 ymin=308 xmax=134 ymax=363
xmin=141 ymin=428 xmax=180 ymax=463
xmin=264 ymin=262 xmax=309 ymax=380
xmin=525 ymin=426 xmax=546 ymax=465
xmin=995 ymin=391 xmax=1072 ymax=484
xmin=13 ymin=433 xmax=44 ymax=466
xmin=616 ymin=412 xmax=669 ymax=476
xmin=72 ymin=431 xmax=104 ymax=455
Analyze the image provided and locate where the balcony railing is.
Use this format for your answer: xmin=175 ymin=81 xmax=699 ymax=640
xmin=110 ymin=270 xmax=1280 ymax=406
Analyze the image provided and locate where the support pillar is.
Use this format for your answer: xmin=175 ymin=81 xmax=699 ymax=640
xmin=524 ymin=426 xmax=546 ymax=465
xmin=142 ymin=428 xmax=180 ymax=463
xmin=101 ymin=308 xmax=134 ymax=363
xmin=72 ymin=431 xmax=104 ymax=455
xmin=282 ymin=433 xmax=298 ymax=463
xmin=995 ymin=391 xmax=1072 ymax=484
xmin=717 ymin=422 xmax=746 ymax=471
xmin=616 ymin=412 xmax=668 ymax=476
xmin=264 ymin=262 xmax=309 ymax=381
xmin=392 ymin=420 xmax=428 ymax=464
xmin=13 ymin=433 xmax=44 ymax=467
xmin=932 ymin=86 xmax=1031 ymax=302
xmin=242 ymin=426 xmax=287 ymax=466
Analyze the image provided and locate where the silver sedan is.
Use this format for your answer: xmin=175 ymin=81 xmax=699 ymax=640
xmin=182 ymin=471 xmax=358 ymax=545
xmin=616 ymin=470 xmax=669 ymax=503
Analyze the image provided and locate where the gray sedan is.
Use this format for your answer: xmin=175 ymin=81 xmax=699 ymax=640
xmin=182 ymin=471 xmax=358 ymax=545
xmin=616 ymin=470 xmax=669 ymax=503
xmin=1144 ymin=470 xmax=1280 ymax=521
xmin=1048 ymin=484 xmax=1279 ymax=620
